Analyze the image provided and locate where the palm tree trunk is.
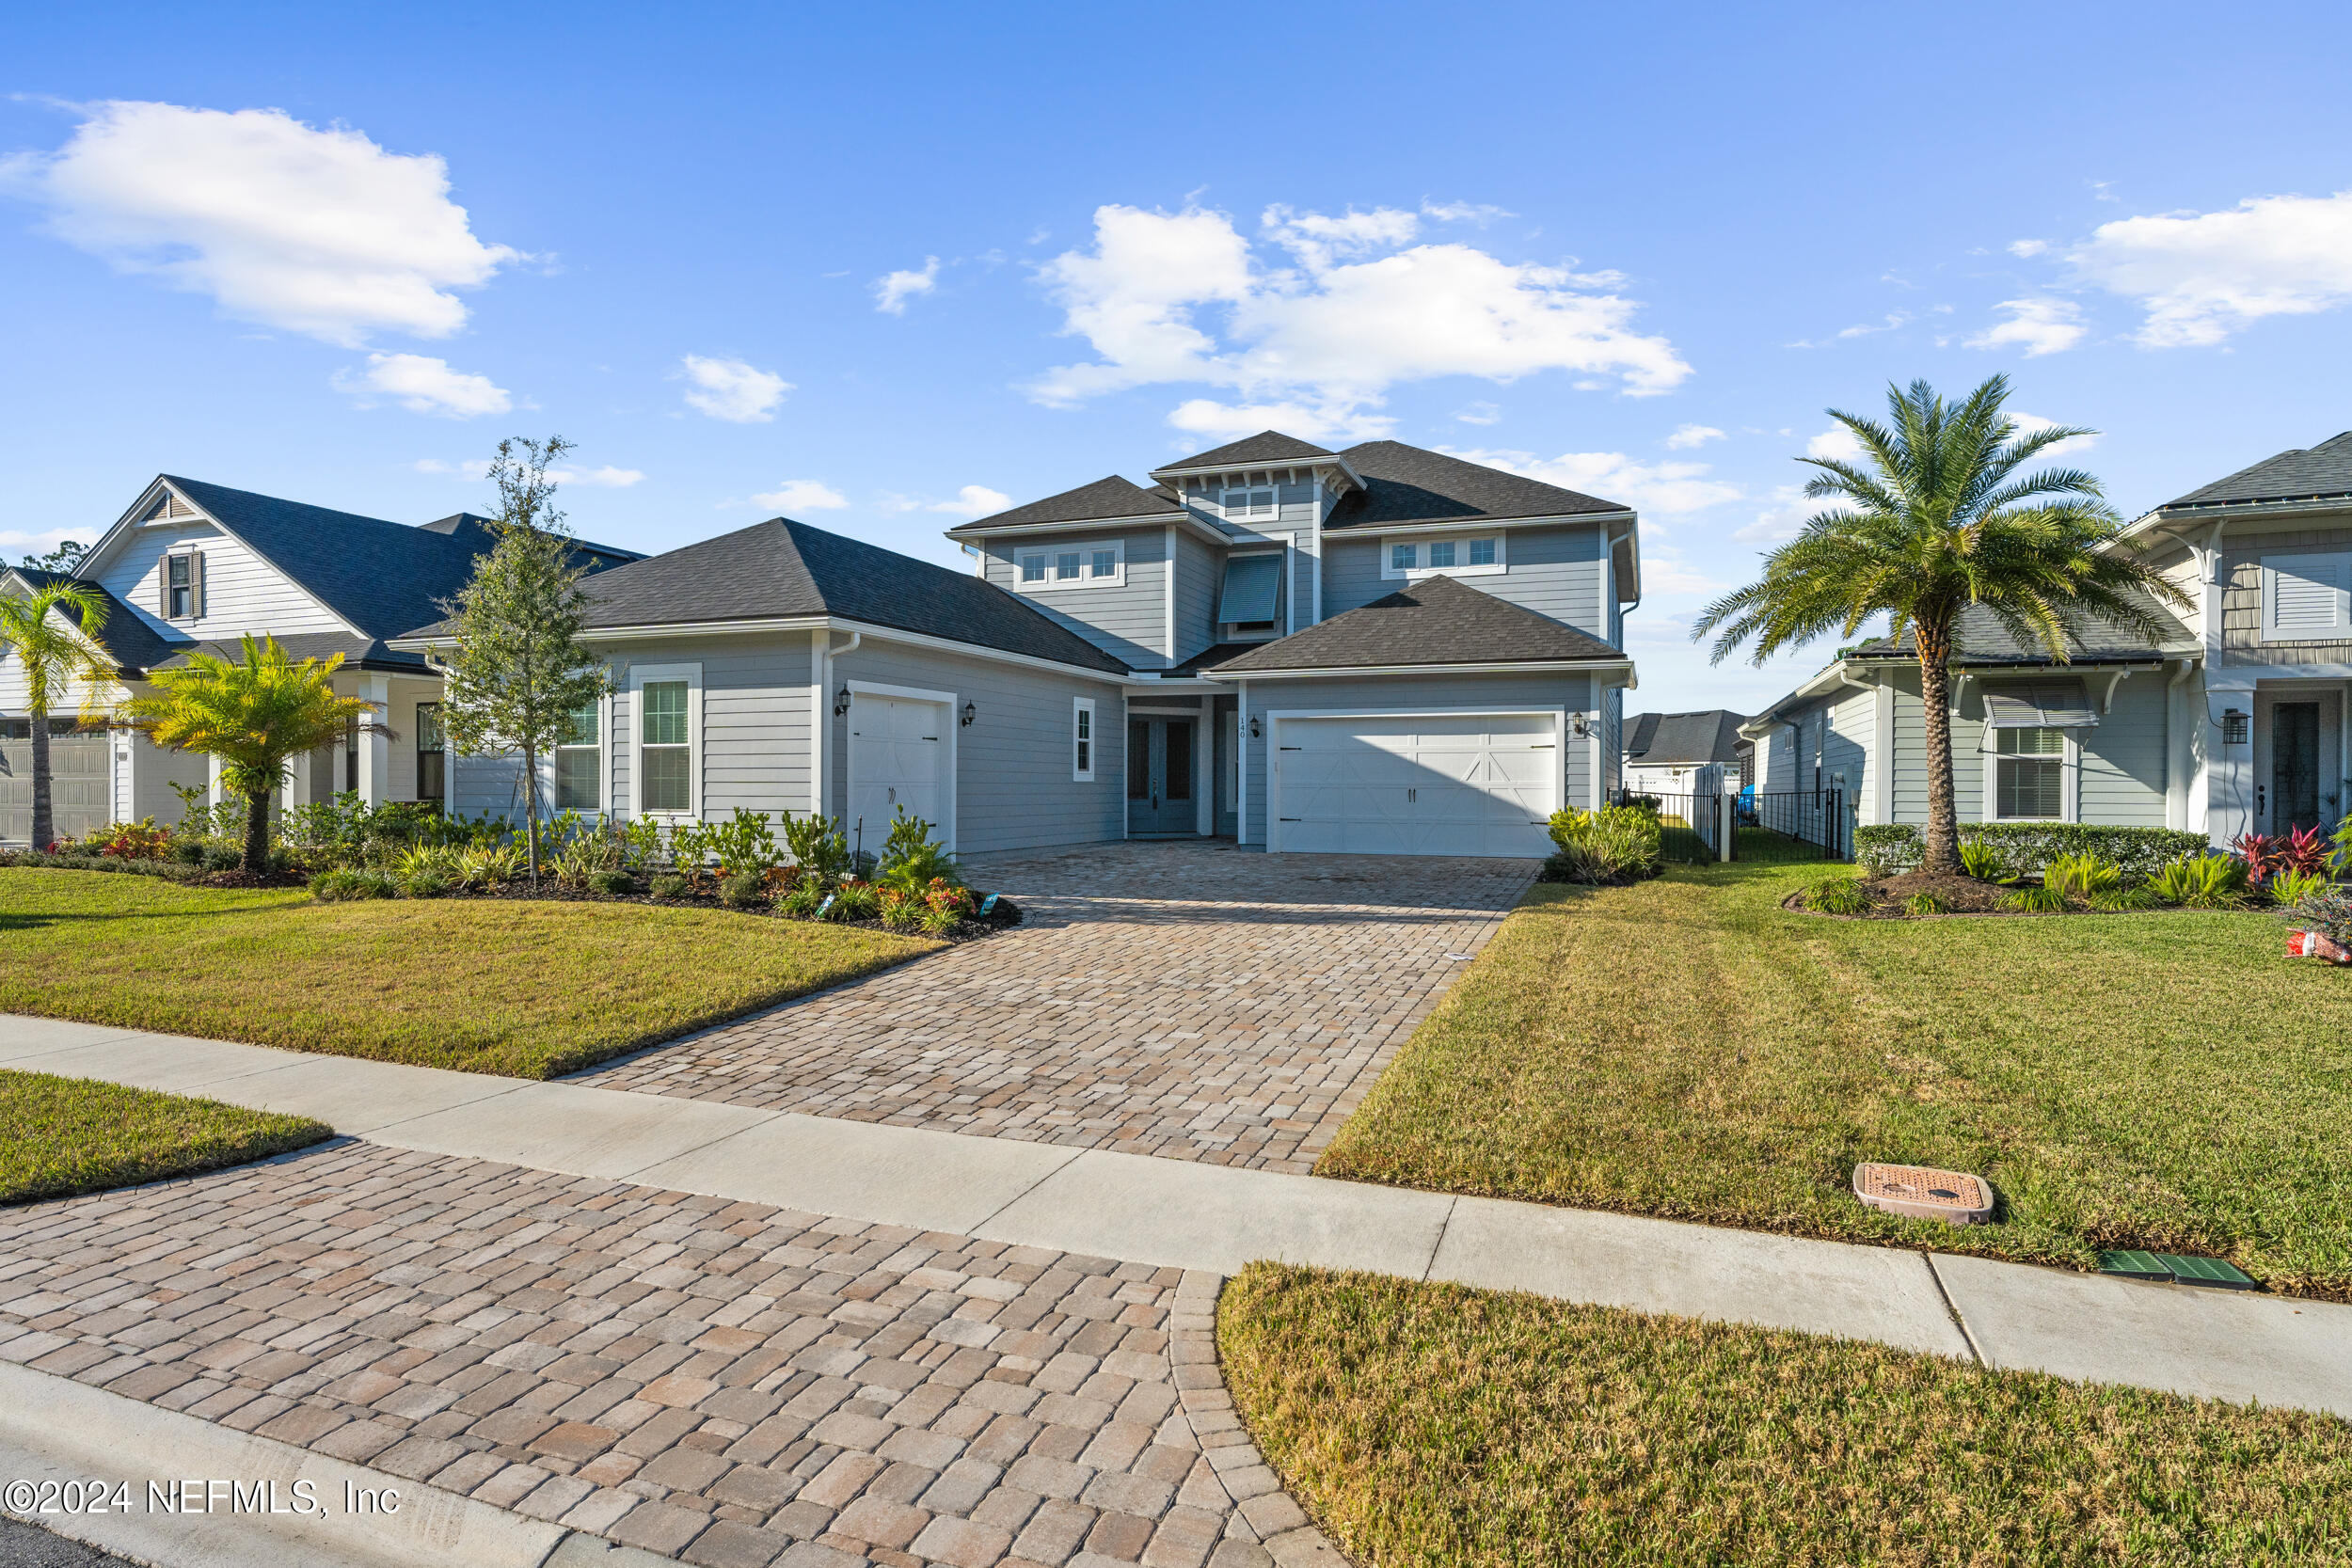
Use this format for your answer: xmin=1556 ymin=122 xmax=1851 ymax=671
xmin=242 ymin=789 xmax=270 ymax=872
xmin=28 ymin=713 xmax=54 ymax=851
xmin=1917 ymin=622 xmax=1962 ymax=875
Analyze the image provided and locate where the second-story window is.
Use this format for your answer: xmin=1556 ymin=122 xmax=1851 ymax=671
xmin=1223 ymin=486 xmax=1278 ymax=520
xmin=1015 ymin=541 xmax=1122 ymax=589
xmin=1428 ymin=541 xmax=1456 ymax=568
xmin=1056 ymin=549 xmax=1083 ymax=581
xmin=163 ymin=552 xmax=205 ymax=620
xmin=1391 ymin=543 xmax=1417 ymax=572
xmin=1385 ymin=534 xmax=1504 ymax=578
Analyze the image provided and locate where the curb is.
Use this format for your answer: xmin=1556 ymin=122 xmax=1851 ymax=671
xmin=0 ymin=1362 xmax=673 ymax=1568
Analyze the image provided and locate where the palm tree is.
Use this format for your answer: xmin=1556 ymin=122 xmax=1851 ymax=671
xmin=1693 ymin=375 xmax=2185 ymax=876
xmin=0 ymin=579 xmax=115 ymax=851
xmin=122 ymin=635 xmax=385 ymax=870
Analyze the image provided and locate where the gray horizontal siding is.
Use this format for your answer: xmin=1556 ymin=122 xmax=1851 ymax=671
xmin=1233 ymin=670 xmax=1598 ymax=843
xmin=829 ymin=640 xmax=1126 ymax=854
xmin=1172 ymin=531 xmax=1222 ymax=665
xmin=982 ymin=527 xmax=1168 ymax=669
xmin=589 ymin=634 xmax=817 ymax=821
xmin=1320 ymin=522 xmax=1608 ymax=637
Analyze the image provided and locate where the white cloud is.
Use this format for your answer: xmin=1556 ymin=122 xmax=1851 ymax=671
xmin=1965 ymin=297 xmax=2088 ymax=356
xmin=1026 ymin=203 xmax=1688 ymax=431
xmin=1420 ymin=199 xmax=1513 ymax=225
xmin=0 ymin=101 xmax=518 ymax=347
xmin=1664 ymin=423 xmax=1724 ymax=450
xmin=333 ymin=353 xmax=511 ymax=418
xmin=2007 ymin=412 xmax=2099 ymax=460
xmin=1735 ymin=484 xmax=1823 ymax=544
xmin=751 ymin=480 xmax=848 ymax=513
xmin=1 ymin=528 xmax=87 ymax=562
xmin=926 ymin=485 xmax=1012 ymax=518
xmin=1444 ymin=447 xmax=1740 ymax=518
xmin=1167 ymin=397 xmax=1393 ymax=445
xmin=553 ymin=465 xmax=644 ymax=488
xmin=873 ymin=257 xmax=940 ymax=314
xmin=411 ymin=457 xmax=480 ymax=476
xmin=679 ymin=355 xmax=791 ymax=422
xmin=1805 ymin=424 xmax=1867 ymax=464
xmin=2007 ymin=238 xmax=2050 ymax=259
xmin=2068 ymin=190 xmax=2352 ymax=346
xmin=1640 ymin=549 xmax=1731 ymax=595
xmin=1454 ymin=401 xmax=1502 ymax=426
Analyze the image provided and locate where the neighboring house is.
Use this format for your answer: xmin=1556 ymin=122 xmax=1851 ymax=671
xmin=396 ymin=430 xmax=1643 ymax=859
xmin=6 ymin=434 xmax=1641 ymax=860
xmin=1621 ymin=709 xmax=1747 ymax=799
xmin=0 ymin=475 xmax=638 ymax=846
xmin=1740 ymin=430 xmax=2352 ymax=847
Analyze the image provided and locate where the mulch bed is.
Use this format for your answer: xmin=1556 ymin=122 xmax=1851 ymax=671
xmin=1784 ymin=871 xmax=2147 ymax=920
xmin=439 ymin=879 xmax=1025 ymax=942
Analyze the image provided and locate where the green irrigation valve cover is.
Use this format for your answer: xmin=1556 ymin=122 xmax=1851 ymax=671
xmin=2097 ymin=1250 xmax=2259 ymax=1290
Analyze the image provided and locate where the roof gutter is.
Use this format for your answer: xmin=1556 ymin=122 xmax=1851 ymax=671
xmin=946 ymin=512 xmax=1230 ymax=549
xmin=1201 ymin=657 xmax=1635 ymax=682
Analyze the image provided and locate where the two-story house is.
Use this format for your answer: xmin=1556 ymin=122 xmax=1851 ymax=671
xmin=1739 ymin=431 xmax=2352 ymax=848
xmin=0 ymin=475 xmax=637 ymax=846
xmin=8 ymin=433 xmax=1641 ymax=860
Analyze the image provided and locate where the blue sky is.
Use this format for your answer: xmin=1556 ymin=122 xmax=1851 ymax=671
xmin=7 ymin=0 xmax=2351 ymax=712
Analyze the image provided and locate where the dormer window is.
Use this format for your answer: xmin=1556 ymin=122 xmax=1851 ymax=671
xmin=1383 ymin=532 xmax=1504 ymax=579
xmin=1014 ymin=540 xmax=1123 ymax=591
xmin=1222 ymin=486 xmax=1278 ymax=521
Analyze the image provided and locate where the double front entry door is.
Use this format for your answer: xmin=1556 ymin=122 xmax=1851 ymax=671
xmin=1128 ymin=717 xmax=1197 ymax=835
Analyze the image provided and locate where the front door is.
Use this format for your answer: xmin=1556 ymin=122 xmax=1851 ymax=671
xmin=2271 ymin=701 xmax=2322 ymax=834
xmin=1127 ymin=718 xmax=1196 ymax=835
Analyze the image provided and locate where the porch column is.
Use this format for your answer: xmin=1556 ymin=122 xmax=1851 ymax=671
xmin=208 ymin=752 xmax=223 ymax=810
xmin=2204 ymin=685 xmax=2252 ymax=848
xmin=111 ymin=725 xmax=134 ymax=825
xmin=284 ymin=747 xmax=310 ymax=815
xmin=357 ymin=673 xmax=392 ymax=806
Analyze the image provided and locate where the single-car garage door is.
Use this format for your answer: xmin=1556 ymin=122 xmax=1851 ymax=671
xmin=1271 ymin=712 xmax=1558 ymax=857
xmin=0 ymin=721 xmax=111 ymax=847
xmin=848 ymin=694 xmax=950 ymax=847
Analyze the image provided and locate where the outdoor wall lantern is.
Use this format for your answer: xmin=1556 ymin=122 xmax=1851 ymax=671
xmin=1571 ymin=713 xmax=1592 ymax=739
xmin=961 ymin=702 xmax=977 ymax=727
xmin=2221 ymin=707 xmax=2249 ymax=745
xmin=1248 ymin=714 xmax=1263 ymax=739
xmin=834 ymin=684 xmax=851 ymax=717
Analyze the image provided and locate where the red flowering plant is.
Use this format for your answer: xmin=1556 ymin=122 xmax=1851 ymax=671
xmin=2231 ymin=832 xmax=2288 ymax=889
xmin=90 ymin=817 xmax=172 ymax=860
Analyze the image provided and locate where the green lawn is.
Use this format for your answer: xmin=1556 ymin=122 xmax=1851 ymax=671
xmin=1317 ymin=863 xmax=2352 ymax=1298
xmin=1 ymin=1069 xmax=330 ymax=1204
xmin=0 ymin=869 xmax=934 ymax=1078
xmin=1220 ymin=1264 xmax=2352 ymax=1568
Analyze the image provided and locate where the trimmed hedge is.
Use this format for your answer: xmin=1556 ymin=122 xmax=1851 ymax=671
xmin=1853 ymin=823 xmax=2210 ymax=881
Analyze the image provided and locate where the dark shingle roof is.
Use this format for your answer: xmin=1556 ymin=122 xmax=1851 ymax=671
xmin=1847 ymin=594 xmax=2196 ymax=665
xmin=1323 ymin=442 xmax=1627 ymax=529
xmin=409 ymin=517 xmax=1129 ymax=675
xmin=1168 ymin=641 xmax=1264 ymax=677
xmin=420 ymin=512 xmax=643 ymax=570
xmin=951 ymin=476 xmax=1182 ymax=534
xmin=1152 ymin=431 xmax=1336 ymax=472
xmin=149 ymin=633 xmax=434 ymax=675
xmin=1205 ymin=574 xmax=1622 ymax=674
xmin=1624 ymin=710 xmax=1747 ymax=767
xmin=2164 ymin=433 xmax=2352 ymax=510
xmin=3 ymin=568 xmax=182 ymax=675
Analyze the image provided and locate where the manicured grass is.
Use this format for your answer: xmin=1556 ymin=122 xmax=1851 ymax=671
xmin=0 ymin=869 xmax=935 ymax=1078
xmin=1220 ymin=1263 xmax=2352 ymax=1568
xmin=1318 ymin=863 xmax=2352 ymax=1297
xmin=0 ymin=1069 xmax=329 ymax=1205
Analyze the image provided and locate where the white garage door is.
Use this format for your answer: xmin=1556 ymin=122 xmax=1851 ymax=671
xmin=1272 ymin=713 xmax=1558 ymax=858
xmin=848 ymin=695 xmax=949 ymax=845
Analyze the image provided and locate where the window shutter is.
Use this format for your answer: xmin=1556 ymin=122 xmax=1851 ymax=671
xmin=157 ymin=558 xmax=169 ymax=618
xmin=190 ymin=552 xmax=206 ymax=619
xmin=2267 ymin=555 xmax=2348 ymax=639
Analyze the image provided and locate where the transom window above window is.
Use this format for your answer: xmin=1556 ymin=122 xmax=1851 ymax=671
xmin=1383 ymin=534 xmax=1503 ymax=578
xmin=1013 ymin=541 xmax=1123 ymax=590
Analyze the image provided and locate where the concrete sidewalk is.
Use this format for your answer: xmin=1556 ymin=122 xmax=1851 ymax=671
xmin=7 ymin=1015 xmax=2349 ymax=1420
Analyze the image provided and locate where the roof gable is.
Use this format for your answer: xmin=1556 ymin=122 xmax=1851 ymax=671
xmin=1326 ymin=441 xmax=1628 ymax=529
xmin=1152 ymin=431 xmax=1336 ymax=473
xmin=2166 ymin=432 xmax=2352 ymax=510
xmin=952 ymin=475 xmax=1182 ymax=533
xmin=1206 ymin=573 xmax=1621 ymax=673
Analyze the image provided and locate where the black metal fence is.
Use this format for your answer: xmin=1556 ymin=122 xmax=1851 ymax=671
xmin=1616 ymin=785 xmax=1852 ymax=863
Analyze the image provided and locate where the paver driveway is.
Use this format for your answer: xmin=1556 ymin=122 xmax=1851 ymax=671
xmin=578 ymin=842 xmax=1536 ymax=1173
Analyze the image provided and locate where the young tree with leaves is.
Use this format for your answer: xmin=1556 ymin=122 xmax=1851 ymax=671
xmin=0 ymin=580 xmax=115 ymax=851
xmin=17 ymin=542 xmax=87 ymax=573
xmin=432 ymin=436 xmax=611 ymax=882
xmin=123 ymin=635 xmax=383 ymax=869
xmin=1693 ymin=375 xmax=2185 ymax=877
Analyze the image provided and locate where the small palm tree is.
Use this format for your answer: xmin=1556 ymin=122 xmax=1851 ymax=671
xmin=1693 ymin=375 xmax=2185 ymax=876
xmin=0 ymin=579 xmax=115 ymax=851
xmin=122 ymin=635 xmax=385 ymax=870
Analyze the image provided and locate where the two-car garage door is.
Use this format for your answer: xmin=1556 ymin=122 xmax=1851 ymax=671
xmin=1270 ymin=713 xmax=1559 ymax=858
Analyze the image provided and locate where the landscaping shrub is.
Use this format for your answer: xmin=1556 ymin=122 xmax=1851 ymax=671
xmin=585 ymin=868 xmax=635 ymax=896
xmin=878 ymin=809 xmax=961 ymax=894
xmin=2088 ymin=885 xmax=2162 ymax=911
xmin=166 ymin=836 xmax=208 ymax=866
xmin=1903 ymin=892 xmax=1948 ymax=916
xmin=1544 ymin=806 xmax=1662 ymax=885
xmin=719 ymin=871 xmax=768 ymax=910
xmin=1804 ymin=876 xmax=1872 ymax=915
xmin=829 ymin=879 xmax=881 ymax=921
xmin=665 ymin=819 xmax=718 ymax=886
xmin=78 ymin=818 xmax=173 ymax=860
xmin=781 ymin=810 xmax=851 ymax=889
xmin=394 ymin=869 xmax=450 ymax=898
xmin=774 ymin=879 xmax=827 ymax=918
xmin=2148 ymin=853 xmax=2247 ymax=909
xmin=1998 ymin=884 xmax=2068 ymax=913
xmin=649 ymin=872 xmax=692 ymax=900
xmin=455 ymin=843 xmax=523 ymax=888
xmin=310 ymin=868 xmax=395 ymax=902
xmin=1957 ymin=841 xmax=2010 ymax=881
xmin=2042 ymin=852 xmax=2122 ymax=901
xmin=879 ymin=887 xmax=924 ymax=931
xmin=710 ymin=807 xmax=782 ymax=882
xmin=1853 ymin=823 xmax=2207 ymax=882
xmin=2271 ymin=866 xmax=2334 ymax=908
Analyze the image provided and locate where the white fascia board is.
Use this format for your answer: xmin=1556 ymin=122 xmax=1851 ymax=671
xmin=1200 ymin=657 xmax=1634 ymax=682
xmin=822 ymin=617 xmax=1129 ymax=682
xmin=1147 ymin=456 xmax=1364 ymax=491
xmin=1322 ymin=509 xmax=1637 ymax=542
xmin=947 ymin=513 xmax=1228 ymax=549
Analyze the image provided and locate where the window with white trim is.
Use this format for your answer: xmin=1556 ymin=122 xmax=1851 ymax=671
xmin=163 ymin=551 xmax=204 ymax=620
xmin=1382 ymin=533 xmax=1505 ymax=578
xmin=1014 ymin=540 xmax=1123 ymax=590
xmin=1073 ymin=697 xmax=1095 ymax=781
xmin=1994 ymin=727 xmax=2065 ymax=820
xmin=555 ymin=700 xmax=601 ymax=811
xmin=2262 ymin=552 xmax=2352 ymax=641
xmin=1222 ymin=485 xmax=1278 ymax=521
xmin=639 ymin=679 xmax=693 ymax=814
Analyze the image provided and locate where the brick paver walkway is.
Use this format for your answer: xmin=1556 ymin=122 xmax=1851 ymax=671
xmin=578 ymin=842 xmax=1536 ymax=1173
xmin=0 ymin=1142 xmax=1335 ymax=1568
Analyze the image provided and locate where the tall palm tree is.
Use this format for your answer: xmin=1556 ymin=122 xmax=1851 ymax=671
xmin=0 ymin=579 xmax=115 ymax=851
xmin=1693 ymin=375 xmax=2185 ymax=876
xmin=122 ymin=635 xmax=385 ymax=870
